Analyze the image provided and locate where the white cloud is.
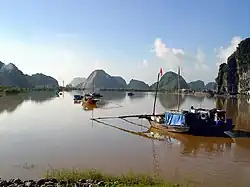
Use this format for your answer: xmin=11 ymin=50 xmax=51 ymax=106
xmin=152 ymin=38 xmax=185 ymax=70
xmin=215 ymin=36 xmax=242 ymax=67
xmin=147 ymin=38 xmax=211 ymax=83
xmin=194 ymin=48 xmax=209 ymax=71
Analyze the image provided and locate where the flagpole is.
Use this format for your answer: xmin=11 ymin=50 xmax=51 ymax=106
xmin=153 ymin=72 xmax=160 ymax=115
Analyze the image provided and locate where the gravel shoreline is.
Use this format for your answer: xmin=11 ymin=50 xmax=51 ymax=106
xmin=0 ymin=178 xmax=106 ymax=187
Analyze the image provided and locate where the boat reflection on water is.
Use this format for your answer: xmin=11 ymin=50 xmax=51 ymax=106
xmin=91 ymin=116 xmax=250 ymax=184
xmin=92 ymin=116 xmax=236 ymax=155
xmin=74 ymin=100 xmax=82 ymax=104
xmin=149 ymin=126 xmax=234 ymax=155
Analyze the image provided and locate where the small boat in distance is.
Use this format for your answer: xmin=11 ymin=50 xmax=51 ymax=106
xmin=82 ymin=95 xmax=99 ymax=105
xmin=127 ymin=92 xmax=134 ymax=96
xmin=91 ymin=92 xmax=103 ymax=98
xmin=82 ymin=102 xmax=97 ymax=111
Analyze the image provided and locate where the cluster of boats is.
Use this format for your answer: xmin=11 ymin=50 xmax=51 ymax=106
xmin=73 ymin=92 xmax=103 ymax=105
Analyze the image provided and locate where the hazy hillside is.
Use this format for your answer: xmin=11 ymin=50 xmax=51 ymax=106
xmin=151 ymin=71 xmax=189 ymax=91
xmin=188 ymin=80 xmax=205 ymax=91
xmin=77 ymin=69 xmax=127 ymax=89
xmin=127 ymin=79 xmax=150 ymax=90
xmin=0 ymin=62 xmax=58 ymax=88
xmin=69 ymin=77 xmax=86 ymax=87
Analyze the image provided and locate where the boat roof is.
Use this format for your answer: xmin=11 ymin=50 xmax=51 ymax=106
xmin=196 ymin=108 xmax=226 ymax=112
xmin=167 ymin=109 xmax=188 ymax=114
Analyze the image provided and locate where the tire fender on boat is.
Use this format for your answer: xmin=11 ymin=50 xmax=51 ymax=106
xmin=200 ymin=113 xmax=207 ymax=120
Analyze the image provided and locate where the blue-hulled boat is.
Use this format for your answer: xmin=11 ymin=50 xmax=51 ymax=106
xmin=147 ymin=107 xmax=235 ymax=136
xmin=74 ymin=95 xmax=84 ymax=100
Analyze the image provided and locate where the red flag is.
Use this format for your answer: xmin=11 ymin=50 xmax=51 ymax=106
xmin=159 ymin=68 xmax=163 ymax=76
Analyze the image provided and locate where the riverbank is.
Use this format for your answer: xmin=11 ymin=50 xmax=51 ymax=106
xmin=0 ymin=169 xmax=182 ymax=187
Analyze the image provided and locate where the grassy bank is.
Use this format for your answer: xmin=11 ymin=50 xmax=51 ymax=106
xmin=44 ymin=168 xmax=181 ymax=187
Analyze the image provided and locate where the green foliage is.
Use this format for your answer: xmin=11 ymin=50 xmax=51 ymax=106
xmin=216 ymin=38 xmax=250 ymax=93
xmin=235 ymin=38 xmax=250 ymax=74
xmin=215 ymin=63 xmax=228 ymax=93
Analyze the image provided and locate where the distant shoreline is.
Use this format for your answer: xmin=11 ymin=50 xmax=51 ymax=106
xmin=0 ymin=86 xmax=58 ymax=96
xmin=2 ymin=86 xmax=250 ymax=99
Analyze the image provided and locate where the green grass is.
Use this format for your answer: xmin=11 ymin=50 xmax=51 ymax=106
xmin=44 ymin=168 xmax=183 ymax=187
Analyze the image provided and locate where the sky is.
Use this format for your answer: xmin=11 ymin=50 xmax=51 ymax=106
xmin=0 ymin=0 xmax=249 ymax=85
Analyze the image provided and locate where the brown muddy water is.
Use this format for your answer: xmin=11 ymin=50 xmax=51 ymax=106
xmin=0 ymin=91 xmax=250 ymax=187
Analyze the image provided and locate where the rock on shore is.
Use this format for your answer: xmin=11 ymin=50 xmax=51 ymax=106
xmin=0 ymin=178 xmax=106 ymax=187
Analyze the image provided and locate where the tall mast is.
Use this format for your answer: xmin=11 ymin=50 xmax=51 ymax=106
xmin=152 ymin=73 xmax=160 ymax=115
xmin=152 ymin=68 xmax=162 ymax=115
xmin=177 ymin=66 xmax=180 ymax=111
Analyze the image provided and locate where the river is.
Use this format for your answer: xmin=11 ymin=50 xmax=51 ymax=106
xmin=0 ymin=91 xmax=249 ymax=187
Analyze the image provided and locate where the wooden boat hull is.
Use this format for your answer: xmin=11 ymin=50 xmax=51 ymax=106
xmin=83 ymin=102 xmax=97 ymax=110
xmin=147 ymin=117 xmax=235 ymax=137
xmin=82 ymin=97 xmax=99 ymax=105
xmin=149 ymin=120 xmax=190 ymax=133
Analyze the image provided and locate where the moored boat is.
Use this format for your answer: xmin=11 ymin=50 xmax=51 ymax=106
xmin=127 ymin=92 xmax=134 ymax=96
xmin=91 ymin=92 xmax=103 ymax=98
xmin=82 ymin=95 xmax=99 ymax=105
xmin=82 ymin=102 xmax=97 ymax=111
xmin=146 ymin=107 xmax=235 ymax=136
xmin=74 ymin=95 xmax=84 ymax=100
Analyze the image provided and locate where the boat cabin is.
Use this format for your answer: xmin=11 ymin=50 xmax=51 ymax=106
xmin=74 ymin=95 xmax=84 ymax=100
xmin=150 ymin=107 xmax=230 ymax=127
xmin=151 ymin=110 xmax=187 ymax=126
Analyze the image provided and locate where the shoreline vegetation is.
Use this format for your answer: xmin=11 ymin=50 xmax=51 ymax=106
xmin=43 ymin=168 xmax=180 ymax=187
xmin=0 ymin=86 xmax=59 ymax=96
xmin=0 ymin=169 xmax=183 ymax=187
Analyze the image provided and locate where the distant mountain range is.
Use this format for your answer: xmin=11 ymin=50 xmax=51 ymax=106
xmin=68 ymin=69 xmax=217 ymax=91
xmin=0 ymin=61 xmax=59 ymax=88
xmin=0 ymin=61 xmax=216 ymax=91
xmin=188 ymin=80 xmax=217 ymax=91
